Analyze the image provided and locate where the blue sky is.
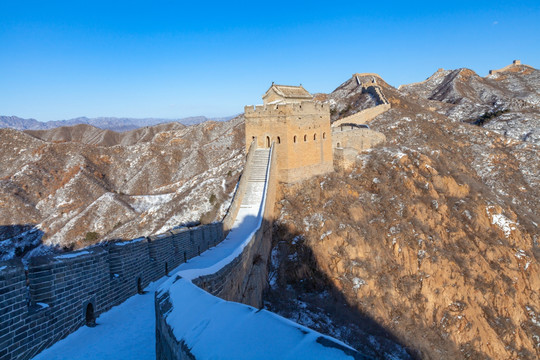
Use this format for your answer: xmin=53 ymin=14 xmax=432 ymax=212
xmin=1 ymin=1 xmax=539 ymax=121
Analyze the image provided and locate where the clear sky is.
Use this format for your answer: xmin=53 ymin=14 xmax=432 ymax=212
xmin=1 ymin=1 xmax=539 ymax=121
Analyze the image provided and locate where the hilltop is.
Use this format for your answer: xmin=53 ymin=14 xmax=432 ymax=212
xmin=399 ymin=61 xmax=540 ymax=145
xmin=0 ymin=117 xmax=246 ymax=261
xmin=265 ymin=62 xmax=539 ymax=359
xmin=1 ymin=61 xmax=539 ymax=359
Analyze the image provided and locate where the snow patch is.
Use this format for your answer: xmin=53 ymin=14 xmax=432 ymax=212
xmin=36 ymin=302 xmax=49 ymax=309
xmin=486 ymin=207 xmax=517 ymax=238
xmin=130 ymin=193 xmax=174 ymax=213
xmin=352 ymin=277 xmax=366 ymax=290
xmin=115 ymin=237 xmax=146 ymax=246
xmin=55 ymin=251 xmax=90 ymax=259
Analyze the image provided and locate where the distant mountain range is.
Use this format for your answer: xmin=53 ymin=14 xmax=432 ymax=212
xmin=0 ymin=115 xmax=237 ymax=132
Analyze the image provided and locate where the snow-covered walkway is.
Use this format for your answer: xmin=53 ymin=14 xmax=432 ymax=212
xmin=32 ymin=149 xmax=271 ymax=360
xmin=33 ymin=278 xmax=166 ymax=360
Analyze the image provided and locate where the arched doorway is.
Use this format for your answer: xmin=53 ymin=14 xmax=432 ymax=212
xmin=85 ymin=303 xmax=96 ymax=327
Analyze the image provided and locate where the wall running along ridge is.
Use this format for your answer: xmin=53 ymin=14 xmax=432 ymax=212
xmin=488 ymin=60 xmax=533 ymax=75
xmin=332 ymin=126 xmax=386 ymax=170
xmin=193 ymin=140 xmax=277 ymax=308
xmin=222 ymin=140 xmax=257 ymax=234
xmin=155 ymin=143 xmax=365 ymax=359
xmin=332 ymin=77 xmax=391 ymax=128
xmin=0 ymin=223 xmax=223 ymax=360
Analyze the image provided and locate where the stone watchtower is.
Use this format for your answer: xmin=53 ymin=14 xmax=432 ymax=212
xmin=245 ymin=84 xmax=333 ymax=183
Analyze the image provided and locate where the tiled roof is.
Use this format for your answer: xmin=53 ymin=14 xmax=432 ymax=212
xmin=264 ymin=84 xmax=312 ymax=100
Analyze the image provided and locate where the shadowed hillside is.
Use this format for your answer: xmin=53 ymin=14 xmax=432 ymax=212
xmin=265 ymin=65 xmax=539 ymax=359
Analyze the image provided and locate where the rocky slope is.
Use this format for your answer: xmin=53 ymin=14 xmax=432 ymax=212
xmin=266 ymin=66 xmax=539 ymax=359
xmin=0 ymin=117 xmax=246 ymax=261
xmin=1 ymin=62 xmax=538 ymax=359
xmin=399 ymin=63 xmax=540 ymax=145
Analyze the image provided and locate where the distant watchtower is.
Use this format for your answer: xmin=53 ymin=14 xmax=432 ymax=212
xmin=245 ymin=84 xmax=333 ymax=183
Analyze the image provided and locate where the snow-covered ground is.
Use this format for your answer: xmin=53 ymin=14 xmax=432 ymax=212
xmin=33 ymin=278 xmax=167 ymax=360
xmin=32 ymin=148 xmax=359 ymax=359
xmin=159 ymin=149 xmax=359 ymax=359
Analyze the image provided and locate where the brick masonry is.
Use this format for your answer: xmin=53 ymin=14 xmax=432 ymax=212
xmin=244 ymin=89 xmax=334 ymax=184
xmin=155 ymin=142 xmax=279 ymax=359
xmin=0 ymin=222 xmax=223 ymax=360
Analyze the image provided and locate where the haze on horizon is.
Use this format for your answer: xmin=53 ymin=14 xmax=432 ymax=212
xmin=1 ymin=0 xmax=539 ymax=121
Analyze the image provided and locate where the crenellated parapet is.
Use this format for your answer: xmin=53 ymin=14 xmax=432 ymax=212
xmin=0 ymin=222 xmax=223 ymax=360
xmin=245 ymin=84 xmax=334 ymax=183
xmin=244 ymin=101 xmax=330 ymax=116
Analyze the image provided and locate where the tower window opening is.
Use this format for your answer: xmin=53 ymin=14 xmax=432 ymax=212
xmin=313 ymin=133 xmax=317 ymax=141
xmin=137 ymin=277 xmax=143 ymax=294
xmin=293 ymin=136 xmax=297 ymax=143
xmin=323 ymin=132 xmax=326 ymax=139
xmin=266 ymin=136 xmax=271 ymax=148
xmin=277 ymin=136 xmax=281 ymax=144
xmin=304 ymin=135 xmax=307 ymax=142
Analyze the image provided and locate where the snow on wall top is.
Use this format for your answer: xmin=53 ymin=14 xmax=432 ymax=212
xmin=157 ymin=146 xmax=365 ymax=359
xmin=164 ymin=277 xmax=363 ymax=360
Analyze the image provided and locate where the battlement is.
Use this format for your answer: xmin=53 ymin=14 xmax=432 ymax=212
xmin=489 ymin=59 xmax=532 ymax=75
xmin=245 ymin=83 xmax=333 ymax=183
xmin=0 ymin=222 xmax=223 ymax=360
xmin=244 ymin=101 xmax=329 ymax=116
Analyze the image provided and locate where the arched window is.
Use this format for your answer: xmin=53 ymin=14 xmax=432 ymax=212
xmin=137 ymin=277 xmax=143 ymax=294
xmin=277 ymin=136 xmax=281 ymax=144
xmin=337 ymin=142 xmax=341 ymax=148
xmin=323 ymin=132 xmax=326 ymax=139
xmin=85 ymin=303 xmax=96 ymax=327
xmin=313 ymin=133 xmax=317 ymax=141
xmin=293 ymin=135 xmax=297 ymax=143
xmin=266 ymin=136 xmax=270 ymax=148
xmin=304 ymin=135 xmax=307 ymax=142
xmin=165 ymin=262 xmax=169 ymax=276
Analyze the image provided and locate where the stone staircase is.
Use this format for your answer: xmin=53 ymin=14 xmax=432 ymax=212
xmin=241 ymin=148 xmax=270 ymax=207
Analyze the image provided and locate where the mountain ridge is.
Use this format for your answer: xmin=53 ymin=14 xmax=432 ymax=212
xmin=0 ymin=114 xmax=238 ymax=132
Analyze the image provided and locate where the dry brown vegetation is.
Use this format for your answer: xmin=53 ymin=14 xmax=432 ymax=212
xmin=0 ymin=117 xmax=246 ymax=255
xmin=267 ymin=70 xmax=540 ymax=359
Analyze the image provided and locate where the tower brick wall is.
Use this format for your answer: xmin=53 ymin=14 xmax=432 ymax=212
xmin=245 ymin=96 xmax=333 ymax=183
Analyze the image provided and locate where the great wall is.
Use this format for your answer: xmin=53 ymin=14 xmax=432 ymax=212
xmin=331 ymin=74 xmax=391 ymax=128
xmin=0 ymin=81 xmax=390 ymax=359
xmin=489 ymin=59 xmax=534 ymax=75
